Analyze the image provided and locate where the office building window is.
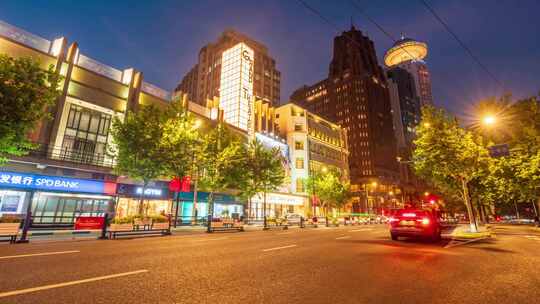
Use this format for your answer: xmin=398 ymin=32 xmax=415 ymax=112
xmin=296 ymin=179 xmax=305 ymax=193
xmin=294 ymin=124 xmax=303 ymax=131
xmin=295 ymin=141 xmax=304 ymax=150
xmin=295 ymin=157 xmax=304 ymax=169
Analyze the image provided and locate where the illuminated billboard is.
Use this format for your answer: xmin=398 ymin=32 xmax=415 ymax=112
xmin=219 ymin=43 xmax=254 ymax=131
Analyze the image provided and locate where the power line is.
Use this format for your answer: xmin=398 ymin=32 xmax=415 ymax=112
xmin=419 ymin=0 xmax=504 ymax=89
xmin=296 ymin=0 xmax=421 ymax=62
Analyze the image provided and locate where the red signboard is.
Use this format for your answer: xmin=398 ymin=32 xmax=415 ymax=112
xmin=169 ymin=176 xmax=191 ymax=192
xmin=74 ymin=216 xmax=105 ymax=230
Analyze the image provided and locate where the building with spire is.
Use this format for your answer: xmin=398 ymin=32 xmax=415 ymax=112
xmin=290 ymin=25 xmax=400 ymax=213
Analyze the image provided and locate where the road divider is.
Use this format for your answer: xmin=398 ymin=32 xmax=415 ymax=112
xmin=262 ymin=244 xmax=297 ymax=252
xmin=0 ymin=269 xmax=149 ymax=298
xmin=0 ymin=250 xmax=80 ymax=260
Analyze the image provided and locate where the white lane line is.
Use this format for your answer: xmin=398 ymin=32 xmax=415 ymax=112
xmin=524 ymin=235 xmax=540 ymax=240
xmin=192 ymin=237 xmax=229 ymax=242
xmin=0 ymin=269 xmax=148 ymax=299
xmin=276 ymin=232 xmax=292 ymax=235
xmin=335 ymin=236 xmax=351 ymax=240
xmin=349 ymin=229 xmax=373 ymax=232
xmin=0 ymin=250 xmax=80 ymax=260
xmin=262 ymin=244 xmax=297 ymax=252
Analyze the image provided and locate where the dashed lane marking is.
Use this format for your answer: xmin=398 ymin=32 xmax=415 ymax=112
xmin=0 ymin=250 xmax=80 ymax=260
xmin=0 ymin=269 xmax=149 ymax=298
xmin=335 ymin=236 xmax=351 ymax=240
xmin=349 ymin=229 xmax=374 ymax=232
xmin=262 ymin=244 xmax=297 ymax=252
xmin=276 ymin=232 xmax=292 ymax=235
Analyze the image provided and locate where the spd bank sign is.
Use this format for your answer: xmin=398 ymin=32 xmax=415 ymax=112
xmin=0 ymin=171 xmax=116 ymax=194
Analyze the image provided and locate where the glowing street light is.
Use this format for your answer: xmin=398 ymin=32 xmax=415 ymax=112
xmin=482 ymin=115 xmax=496 ymax=126
xmin=371 ymin=181 xmax=378 ymax=187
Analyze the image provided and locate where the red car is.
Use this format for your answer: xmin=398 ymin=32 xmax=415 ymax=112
xmin=389 ymin=209 xmax=441 ymax=241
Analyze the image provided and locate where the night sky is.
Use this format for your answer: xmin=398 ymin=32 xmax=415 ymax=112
xmin=2 ymin=0 xmax=539 ymax=116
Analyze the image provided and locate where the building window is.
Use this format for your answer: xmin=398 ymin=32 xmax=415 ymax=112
xmin=296 ymin=158 xmax=304 ymax=169
xmin=294 ymin=124 xmax=303 ymax=131
xmin=295 ymin=141 xmax=304 ymax=150
xmin=61 ymin=103 xmax=112 ymax=166
xmin=296 ymin=179 xmax=305 ymax=193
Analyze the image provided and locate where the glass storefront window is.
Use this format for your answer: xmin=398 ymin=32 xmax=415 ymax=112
xmin=115 ymin=198 xmax=170 ymax=218
xmin=32 ymin=193 xmax=113 ymax=224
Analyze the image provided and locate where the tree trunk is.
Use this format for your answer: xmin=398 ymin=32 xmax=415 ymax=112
xmin=206 ymin=191 xmax=214 ymax=232
xmin=263 ymin=191 xmax=267 ymax=229
xmin=513 ymin=200 xmax=520 ymax=219
xmin=138 ymin=182 xmax=147 ymax=215
xmin=461 ymin=178 xmax=477 ymax=232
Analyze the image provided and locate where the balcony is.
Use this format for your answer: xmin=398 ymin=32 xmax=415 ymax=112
xmin=23 ymin=143 xmax=116 ymax=169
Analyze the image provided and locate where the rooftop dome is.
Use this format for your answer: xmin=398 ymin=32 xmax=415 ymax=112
xmin=384 ymin=36 xmax=428 ymax=67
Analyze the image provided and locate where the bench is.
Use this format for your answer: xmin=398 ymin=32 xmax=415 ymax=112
xmin=108 ymin=222 xmax=171 ymax=239
xmin=208 ymin=220 xmax=244 ymax=233
xmin=0 ymin=223 xmax=20 ymax=243
xmin=264 ymin=218 xmax=289 ymax=230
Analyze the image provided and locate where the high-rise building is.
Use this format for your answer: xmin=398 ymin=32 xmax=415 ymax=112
xmin=384 ymin=36 xmax=433 ymax=106
xmin=175 ymin=29 xmax=281 ymax=109
xmin=290 ymin=25 xmax=399 ymax=211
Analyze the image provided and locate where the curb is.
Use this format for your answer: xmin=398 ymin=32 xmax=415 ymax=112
xmin=25 ymin=230 xmax=99 ymax=236
xmin=451 ymin=231 xmax=494 ymax=240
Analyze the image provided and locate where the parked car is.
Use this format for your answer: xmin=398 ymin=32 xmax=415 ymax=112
xmin=389 ymin=209 xmax=441 ymax=241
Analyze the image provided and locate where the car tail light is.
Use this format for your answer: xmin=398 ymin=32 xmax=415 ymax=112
xmin=417 ymin=218 xmax=430 ymax=225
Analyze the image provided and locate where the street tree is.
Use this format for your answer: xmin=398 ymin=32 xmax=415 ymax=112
xmin=237 ymin=139 xmax=286 ymax=227
xmin=161 ymin=99 xmax=202 ymax=215
xmin=110 ymin=104 xmax=168 ymax=214
xmin=306 ymin=169 xmax=351 ymax=218
xmin=0 ymin=55 xmax=61 ymax=164
xmin=196 ymin=123 xmax=246 ymax=227
xmin=413 ymin=106 xmax=490 ymax=232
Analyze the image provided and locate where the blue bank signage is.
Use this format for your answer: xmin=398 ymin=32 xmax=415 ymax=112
xmin=0 ymin=171 xmax=116 ymax=194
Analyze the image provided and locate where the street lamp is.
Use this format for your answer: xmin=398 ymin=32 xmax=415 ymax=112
xmin=482 ymin=115 xmax=496 ymax=126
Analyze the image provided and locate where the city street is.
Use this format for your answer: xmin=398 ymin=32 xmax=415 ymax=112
xmin=1 ymin=225 xmax=539 ymax=304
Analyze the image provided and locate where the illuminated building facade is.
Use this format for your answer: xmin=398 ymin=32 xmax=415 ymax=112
xmin=219 ymin=43 xmax=254 ymax=131
xmin=290 ymin=25 xmax=399 ymax=212
xmin=384 ymin=36 xmax=433 ymax=106
xmin=176 ymin=29 xmax=280 ymax=107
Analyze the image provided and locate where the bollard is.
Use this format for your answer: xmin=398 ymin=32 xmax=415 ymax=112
xmin=98 ymin=213 xmax=109 ymax=240
xmin=325 ymin=216 xmax=329 ymax=227
xmin=300 ymin=216 xmax=305 ymax=228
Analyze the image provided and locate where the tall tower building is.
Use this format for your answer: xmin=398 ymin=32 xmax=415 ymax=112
xmin=175 ymin=29 xmax=281 ymax=109
xmin=384 ymin=36 xmax=433 ymax=106
xmin=291 ymin=26 xmax=399 ymax=210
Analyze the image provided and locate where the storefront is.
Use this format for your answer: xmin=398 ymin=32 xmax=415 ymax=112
xmin=0 ymin=171 xmax=117 ymax=226
xmin=115 ymin=183 xmax=171 ymax=218
xmin=175 ymin=191 xmax=244 ymax=222
xmin=250 ymin=192 xmax=308 ymax=218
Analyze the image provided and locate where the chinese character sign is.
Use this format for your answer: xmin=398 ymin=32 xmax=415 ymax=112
xmin=0 ymin=171 xmax=115 ymax=194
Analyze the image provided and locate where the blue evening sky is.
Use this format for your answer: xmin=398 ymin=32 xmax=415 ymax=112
xmin=2 ymin=0 xmax=538 ymax=116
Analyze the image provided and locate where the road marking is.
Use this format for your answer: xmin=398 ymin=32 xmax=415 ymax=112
xmin=524 ymin=235 xmax=540 ymax=240
xmin=276 ymin=232 xmax=292 ymax=235
xmin=262 ymin=244 xmax=297 ymax=252
xmin=349 ymin=229 xmax=373 ymax=232
xmin=0 ymin=269 xmax=148 ymax=298
xmin=335 ymin=236 xmax=351 ymax=240
xmin=0 ymin=250 xmax=80 ymax=260
xmin=192 ymin=237 xmax=228 ymax=242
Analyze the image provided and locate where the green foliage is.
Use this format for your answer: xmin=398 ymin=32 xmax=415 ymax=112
xmin=413 ymin=106 xmax=490 ymax=229
xmin=196 ymin=124 xmax=246 ymax=207
xmin=0 ymin=55 xmax=61 ymax=164
xmin=305 ymin=168 xmax=351 ymax=213
xmin=236 ymin=139 xmax=287 ymax=202
xmin=110 ymin=104 xmax=168 ymax=186
xmin=161 ymin=100 xmax=201 ymax=180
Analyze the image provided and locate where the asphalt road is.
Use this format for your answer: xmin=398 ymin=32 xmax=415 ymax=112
xmin=1 ymin=224 xmax=539 ymax=304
